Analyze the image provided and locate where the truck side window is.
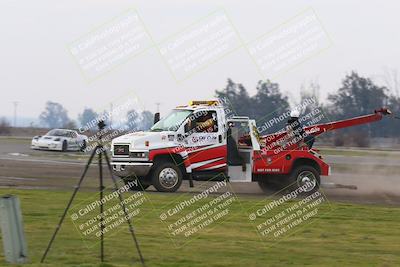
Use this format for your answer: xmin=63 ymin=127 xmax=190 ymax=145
xmin=186 ymin=111 xmax=218 ymax=133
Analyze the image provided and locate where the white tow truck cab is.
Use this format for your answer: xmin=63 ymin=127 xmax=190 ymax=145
xmin=111 ymin=100 xmax=261 ymax=192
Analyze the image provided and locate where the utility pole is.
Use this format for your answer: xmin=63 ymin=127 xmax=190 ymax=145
xmin=109 ymin=103 xmax=113 ymax=129
xmin=155 ymin=102 xmax=161 ymax=113
xmin=12 ymin=101 xmax=18 ymax=127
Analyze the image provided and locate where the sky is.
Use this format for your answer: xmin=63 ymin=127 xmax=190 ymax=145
xmin=1 ymin=0 xmax=400 ymax=126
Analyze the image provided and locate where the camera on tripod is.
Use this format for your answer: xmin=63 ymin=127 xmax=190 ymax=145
xmin=97 ymin=120 xmax=106 ymax=131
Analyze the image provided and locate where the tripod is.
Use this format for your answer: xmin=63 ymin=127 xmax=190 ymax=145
xmin=40 ymin=123 xmax=145 ymax=266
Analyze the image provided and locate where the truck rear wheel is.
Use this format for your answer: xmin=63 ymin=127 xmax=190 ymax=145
xmin=151 ymin=162 xmax=182 ymax=192
xmin=290 ymin=165 xmax=320 ymax=194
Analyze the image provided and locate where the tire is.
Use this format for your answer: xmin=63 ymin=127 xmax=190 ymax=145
xmin=62 ymin=140 xmax=68 ymax=152
xmin=80 ymin=140 xmax=87 ymax=152
xmin=290 ymin=165 xmax=320 ymax=195
xmin=123 ymin=177 xmax=150 ymax=191
xmin=151 ymin=161 xmax=182 ymax=192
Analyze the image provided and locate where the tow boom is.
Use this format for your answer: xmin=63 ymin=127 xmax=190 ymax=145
xmin=259 ymin=108 xmax=391 ymax=148
xmin=303 ymin=107 xmax=391 ymax=137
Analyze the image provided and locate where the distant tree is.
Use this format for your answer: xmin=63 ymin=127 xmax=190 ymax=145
xmin=63 ymin=120 xmax=77 ymax=129
xmin=253 ymin=80 xmax=290 ymax=118
xmin=298 ymin=80 xmax=331 ymax=124
xmin=299 ymin=80 xmax=320 ymax=110
xmin=251 ymin=80 xmax=290 ymax=133
xmin=380 ymin=69 xmax=400 ymax=138
xmin=328 ymin=71 xmax=388 ymax=117
xmin=215 ymin=79 xmax=239 ymax=103
xmin=139 ymin=110 xmax=154 ymax=130
xmin=39 ymin=101 xmax=70 ymax=128
xmin=0 ymin=117 xmax=11 ymax=135
xmin=386 ymin=96 xmax=400 ymax=138
xmin=382 ymin=67 xmax=399 ymax=98
xmin=327 ymin=71 xmax=389 ymax=137
xmin=215 ymin=79 xmax=289 ymax=133
xmin=78 ymin=108 xmax=98 ymax=128
xmin=215 ymin=79 xmax=250 ymax=117
xmin=126 ymin=109 xmax=140 ymax=131
xmin=124 ymin=109 xmax=154 ymax=131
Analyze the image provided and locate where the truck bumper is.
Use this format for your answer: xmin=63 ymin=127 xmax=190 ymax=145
xmin=111 ymin=160 xmax=153 ymax=178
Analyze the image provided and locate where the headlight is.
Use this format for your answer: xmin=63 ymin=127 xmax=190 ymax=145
xmin=130 ymin=152 xmax=148 ymax=158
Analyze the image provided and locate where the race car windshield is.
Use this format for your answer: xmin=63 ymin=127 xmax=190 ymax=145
xmin=46 ymin=129 xmax=72 ymax=137
xmin=150 ymin=109 xmax=192 ymax=132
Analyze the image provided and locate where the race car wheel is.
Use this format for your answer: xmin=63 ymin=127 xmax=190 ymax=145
xmin=62 ymin=140 xmax=68 ymax=152
xmin=80 ymin=140 xmax=87 ymax=152
xmin=290 ymin=165 xmax=320 ymax=195
xmin=151 ymin=161 xmax=182 ymax=192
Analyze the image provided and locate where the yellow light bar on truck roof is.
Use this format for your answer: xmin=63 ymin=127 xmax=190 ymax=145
xmin=189 ymin=100 xmax=220 ymax=106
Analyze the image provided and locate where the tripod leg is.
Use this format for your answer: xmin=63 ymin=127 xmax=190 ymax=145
xmin=99 ymin=149 xmax=105 ymax=262
xmin=41 ymin=146 xmax=98 ymax=263
xmin=189 ymin=173 xmax=194 ymax=187
xmin=102 ymin=150 xmax=146 ymax=267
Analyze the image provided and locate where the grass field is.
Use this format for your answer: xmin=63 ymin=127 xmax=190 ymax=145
xmin=0 ymin=188 xmax=399 ymax=267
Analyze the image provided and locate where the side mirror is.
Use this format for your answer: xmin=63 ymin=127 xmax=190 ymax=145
xmin=154 ymin=112 xmax=160 ymax=124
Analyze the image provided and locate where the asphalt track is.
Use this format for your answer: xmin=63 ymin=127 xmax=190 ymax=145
xmin=0 ymin=138 xmax=399 ymax=205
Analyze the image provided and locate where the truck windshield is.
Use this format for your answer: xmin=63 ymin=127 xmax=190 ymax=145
xmin=150 ymin=109 xmax=192 ymax=132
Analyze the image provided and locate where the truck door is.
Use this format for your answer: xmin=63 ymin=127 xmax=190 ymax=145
xmin=183 ymin=110 xmax=227 ymax=172
xmin=226 ymin=119 xmax=255 ymax=182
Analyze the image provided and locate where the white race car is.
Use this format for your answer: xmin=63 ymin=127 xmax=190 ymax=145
xmin=31 ymin=129 xmax=88 ymax=152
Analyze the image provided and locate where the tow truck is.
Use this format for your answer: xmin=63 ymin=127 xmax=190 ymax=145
xmin=111 ymin=100 xmax=391 ymax=193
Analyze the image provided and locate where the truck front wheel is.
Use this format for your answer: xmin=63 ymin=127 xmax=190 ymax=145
xmin=151 ymin=162 xmax=182 ymax=192
xmin=290 ymin=165 xmax=320 ymax=194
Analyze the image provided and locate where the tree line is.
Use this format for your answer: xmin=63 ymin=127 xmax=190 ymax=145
xmin=38 ymin=102 xmax=154 ymax=132
xmin=4 ymin=70 xmax=398 ymax=141
xmin=215 ymin=71 xmax=400 ymax=140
